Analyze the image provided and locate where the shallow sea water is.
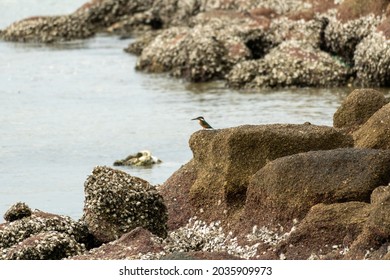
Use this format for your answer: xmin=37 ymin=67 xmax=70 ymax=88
xmin=0 ymin=1 xmax=359 ymax=221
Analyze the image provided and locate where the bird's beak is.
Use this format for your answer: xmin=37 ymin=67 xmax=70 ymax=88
xmin=191 ymin=118 xmax=197 ymax=120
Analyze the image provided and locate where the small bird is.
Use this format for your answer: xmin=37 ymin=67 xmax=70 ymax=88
xmin=191 ymin=116 xmax=213 ymax=129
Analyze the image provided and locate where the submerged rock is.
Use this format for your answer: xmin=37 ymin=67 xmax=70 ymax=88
xmin=114 ymin=150 xmax=162 ymax=166
xmin=82 ymin=166 xmax=167 ymax=244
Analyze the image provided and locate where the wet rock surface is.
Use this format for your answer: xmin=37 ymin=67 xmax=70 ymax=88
xmin=82 ymin=166 xmax=168 ymax=244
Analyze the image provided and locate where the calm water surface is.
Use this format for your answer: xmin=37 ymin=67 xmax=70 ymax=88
xmin=0 ymin=1 xmax=354 ymax=221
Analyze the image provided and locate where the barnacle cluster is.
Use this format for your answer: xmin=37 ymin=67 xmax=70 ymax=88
xmin=82 ymin=166 xmax=168 ymax=241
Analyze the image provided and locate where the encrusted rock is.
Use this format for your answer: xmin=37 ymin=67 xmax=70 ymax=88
xmin=3 ymin=202 xmax=32 ymax=222
xmin=0 ymin=0 xmax=155 ymax=43
xmin=124 ymin=30 xmax=161 ymax=55
xmin=0 ymin=211 xmax=89 ymax=259
xmin=227 ymin=40 xmax=351 ymax=88
xmin=265 ymin=16 xmax=325 ymax=48
xmin=5 ymin=231 xmax=85 ymax=260
xmin=82 ymin=166 xmax=167 ymax=244
xmin=333 ymin=88 xmax=387 ymax=132
xmin=245 ymin=148 xmax=390 ymax=228
xmin=135 ymin=17 xmax=264 ymax=82
xmin=353 ymin=103 xmax=390 ymax=149
xmin=354 ymin=30 xmax=390 ymax=86
xmin=323 ymin=13 xmax=382 ymax=64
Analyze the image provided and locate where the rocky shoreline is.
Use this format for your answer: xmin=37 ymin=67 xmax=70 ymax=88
xmin=2 ymin=0 xmax=390 ymax=260
xmin=1 ymin=88 xmax=390 ymax=260
xmin=2 ymin=0 xmax=390 ymax=88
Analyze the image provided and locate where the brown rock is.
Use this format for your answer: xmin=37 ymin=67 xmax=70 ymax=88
xmin=159 ymin=160 xmax=197 ymax=230
xmin=184 ymin=124 xmax=352 ymax=229
xmin=333 ymin=88 xmax=387 ymax=132
xmin=278 ymin=202 xmax=371 ymax=259
xmin=346 ymin=185 xmax=390 ymax=259
xmin=353 ymin=103 xmax=390 ymax=149
xmin=71 ymin=227 xmax=163 ymax=260
xmin=245 ymin=148 xmax=390 ymax=229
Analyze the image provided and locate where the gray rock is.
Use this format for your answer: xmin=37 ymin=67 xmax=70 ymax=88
xmin=5 ymin=231 xmax=85 ymax=260
xmin=82 ymin=166 xmax=168 ymax=243
xmin=0 ymin=211 xmax=89 ymax=259
xmin=227 ymin=40 xmax=351 ymax=88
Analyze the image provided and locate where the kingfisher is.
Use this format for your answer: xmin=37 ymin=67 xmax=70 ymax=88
xmin=191 ymin=116 xmax=213 ymax=129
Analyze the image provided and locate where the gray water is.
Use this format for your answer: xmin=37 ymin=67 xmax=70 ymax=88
xmin=0 ymin=1 xmax=352 ymax=222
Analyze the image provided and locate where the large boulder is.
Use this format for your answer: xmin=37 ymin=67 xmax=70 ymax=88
xmin=82 ymin=166 xmax=168 ymax=244
xmin=244 ymin=148 xmax=390 ymax=229
xmin=333 ymin=88 xmax=387 ymax=132
xmin=162 ymin=124 xmax=352 ymax=230
xmin=0 ymin=209 xmax=89 ymax=260
xmin=353 ymin=103 xmax=390 ymax=149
